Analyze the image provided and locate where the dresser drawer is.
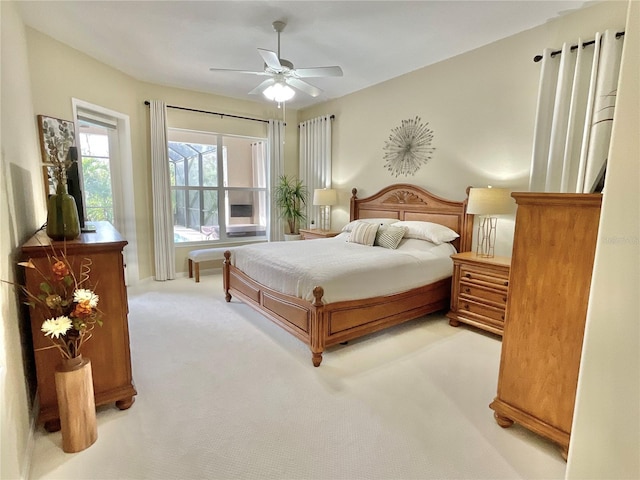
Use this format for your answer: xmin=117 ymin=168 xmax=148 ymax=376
xmin=460 ymin=281 xmax=508 ymax=307
xmin=460 ymin=265 xmax=509 ymax=288
xmin=457 ymin=298 xmax=506 ymax=323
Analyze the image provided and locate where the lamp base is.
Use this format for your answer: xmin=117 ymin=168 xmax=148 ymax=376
xmin=476 ymin=216 xmax=497 ymax=258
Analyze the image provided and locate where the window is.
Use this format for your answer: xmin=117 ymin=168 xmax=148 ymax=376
xmin=168 ymin=129 xmax=267 ymax=243
xmin=77 ymin=121 xmax=114 ymax=223
xmin=72 ymin=98 xmax=140 ymax=285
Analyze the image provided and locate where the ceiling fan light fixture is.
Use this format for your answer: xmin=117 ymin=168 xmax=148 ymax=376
xmin=263 ymin=81 xmax=295 ymax=102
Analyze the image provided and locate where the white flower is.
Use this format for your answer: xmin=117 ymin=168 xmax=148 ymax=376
xmin=73 ymin=289 xmax=99 ymax=308
xmin=41 ymin=316 xmax=72 ymax=338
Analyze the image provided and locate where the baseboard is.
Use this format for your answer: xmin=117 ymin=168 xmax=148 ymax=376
xmin=21 ymin=394 xmax=39 ymax=480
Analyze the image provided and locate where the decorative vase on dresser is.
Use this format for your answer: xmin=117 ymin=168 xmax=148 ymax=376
xmin=22 ymin=221 xmax=137 ymax=432
xmin=46 ymin=179 xmax=81 ymax=240
xmin=489 ymin=193 xmax=602 ymax=460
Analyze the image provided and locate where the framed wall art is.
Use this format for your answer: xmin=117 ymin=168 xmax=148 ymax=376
xmin=37 ymin=114 xmax=76 ymax=196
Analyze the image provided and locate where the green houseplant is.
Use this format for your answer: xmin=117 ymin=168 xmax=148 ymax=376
xmin=274 ymin=175 xmax=308 ymax=238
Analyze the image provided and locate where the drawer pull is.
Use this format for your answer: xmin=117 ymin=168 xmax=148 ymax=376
xmin=504 ymin=281 xmax=509 ymax=286
xmin=503 ymin=296 xmax=507 ymax=302
xmin=464 ymin=287 xmax=471 ymax=293
xmin=465 ymin=273 xmax=471 ymax=278
xmin=501 ymin=314 xmax=505 ymax=320
xmin=464 ymin=304 xmax=470 ymax=310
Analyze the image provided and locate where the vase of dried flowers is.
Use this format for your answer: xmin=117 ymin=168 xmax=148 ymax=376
xmin=43 ymin=128 xmax=80 ymax=241
xmin=21 ymin=255 xmax=102 ymax=452
xmin=54 ymin=354 xmax=97 ymax=453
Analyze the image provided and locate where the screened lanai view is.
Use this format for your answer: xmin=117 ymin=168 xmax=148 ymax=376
xmin=168 ymin=132 xmax=268 ymax=243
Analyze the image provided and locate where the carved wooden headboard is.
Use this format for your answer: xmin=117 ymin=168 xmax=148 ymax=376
xmin=350 ymin=183 xmax=473 ymax=253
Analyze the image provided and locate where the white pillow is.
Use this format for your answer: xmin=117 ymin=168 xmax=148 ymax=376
xmin=347 ymin=221 xmax=379 ymax=246
xmin=341 ymin=218 xmax=399 ymax=232
xmin=392 ymin=221 xmax=459 ymax=245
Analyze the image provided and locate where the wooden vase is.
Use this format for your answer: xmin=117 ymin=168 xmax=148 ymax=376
xmin=54 ymin=355 xmax=97 ymax=453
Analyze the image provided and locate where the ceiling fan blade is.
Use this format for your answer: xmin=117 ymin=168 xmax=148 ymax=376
xmin=248 ymin=78 xmax=275 ymax=95
xmin=287 ymin=78 xmax=323 ymax=98
xmin=258 ymin=49 xmax=282 ymax=71
xmin=209 ymin=67 xmax=269 ymax=76
xmin=293 ymin=66 xmax=343 ymax=78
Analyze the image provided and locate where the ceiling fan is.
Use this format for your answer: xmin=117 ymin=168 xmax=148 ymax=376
xmin=209 ymin=21 xmax=343 ymax=102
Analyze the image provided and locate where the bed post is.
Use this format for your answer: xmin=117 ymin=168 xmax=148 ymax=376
xmin=349 ymin=188 xmax=358 ymax=221
xmin=310 ymin=286 xmax=326 ymax=367
xmin=223 ymin=250 xmax=232 ymax=302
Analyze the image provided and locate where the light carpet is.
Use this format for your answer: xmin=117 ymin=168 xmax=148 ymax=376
xmin=28 ymin=273 xmax=566 ymax=479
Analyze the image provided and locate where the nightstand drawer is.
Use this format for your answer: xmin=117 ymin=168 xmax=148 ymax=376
xmin=460 ymin=281 xmax=508 ymax=307
xmin=460 ymin=266 xmax=509 ymax=288
xmin=458 ymin=298 xmax=506 ymax=323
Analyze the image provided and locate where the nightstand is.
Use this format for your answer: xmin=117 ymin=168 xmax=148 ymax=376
xmin=446 ymin=252 xmax=511 ymax=336
xmin=298 ymin=229 xmax=341 ymax=240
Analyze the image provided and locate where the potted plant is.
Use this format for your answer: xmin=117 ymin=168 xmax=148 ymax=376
xmin=274 ymin=175 xmax=308 ymax=240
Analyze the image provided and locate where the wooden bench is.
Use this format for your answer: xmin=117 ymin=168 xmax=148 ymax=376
xmin=187 ymin=248 xmax=230 ymax=282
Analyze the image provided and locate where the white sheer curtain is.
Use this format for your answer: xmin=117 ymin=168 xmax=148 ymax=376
xmin=268 ymin=120 xmax=285 ymax=241
xmin=149 ymin=100 xmax=175 ymax=280
xmin=529 ymin=30 xmax=624 ymax=193
xmin=299 ymin=115 xmax=333 ymax=228
xmin=251 ymin=141 xmax=267 ymax=230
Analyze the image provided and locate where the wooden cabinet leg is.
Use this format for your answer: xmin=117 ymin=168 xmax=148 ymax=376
xmin=44 ymin=418 xmax=61 ymax=433
xmin=560 ymin=445 xmax=569 ymax=461
xmin=449 ymin=318 xmax=460 ymax=327
xmin=116 ymin=396 xmax=135 ymax=410
xmin=312 ymin=352 xmax=323 ymax=367
xmin=494 ymin=411 xmax=514 ymax=428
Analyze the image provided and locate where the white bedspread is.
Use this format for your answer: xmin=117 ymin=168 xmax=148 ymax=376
xmin=231 ymin=233 xmax=456 ymax=303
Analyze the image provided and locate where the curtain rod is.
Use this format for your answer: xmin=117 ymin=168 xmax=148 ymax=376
xmin=143 ymin=101 xmax=268 ymax=124
xmin=298 ymin=115 xmax=336 ymax=128
xmin=533 ymin=31 xmax=625 ymax=62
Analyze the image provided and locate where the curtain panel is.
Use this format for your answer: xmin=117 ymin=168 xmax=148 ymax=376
xmin=529 ymin=30 xmax=624 ymax=193
xmin=268 ymin=120 xmax=285 ymax=241
xmin=149 ymin=100 xmax=175 ymax=280
xmin=299 ymin=115 xmax=333 ymax=229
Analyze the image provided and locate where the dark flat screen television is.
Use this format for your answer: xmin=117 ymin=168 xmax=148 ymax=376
xmin=230 ymin=204 xmax=253 ymax=217
xmin=66 ymin=147 xmax=86 ymax=229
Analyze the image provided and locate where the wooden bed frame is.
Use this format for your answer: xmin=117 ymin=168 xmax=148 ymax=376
xmin=223 ymin=184 xmax=473 ymax=366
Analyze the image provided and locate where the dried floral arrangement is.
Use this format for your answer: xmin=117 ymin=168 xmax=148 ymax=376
xmin=19 ymin=253 xmax=101 ymax=360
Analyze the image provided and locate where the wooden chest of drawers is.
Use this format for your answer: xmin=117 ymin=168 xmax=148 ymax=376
xmin=446 ymin=252 xmax=511 ymax=336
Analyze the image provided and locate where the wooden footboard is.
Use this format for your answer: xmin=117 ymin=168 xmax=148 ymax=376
xmin=223 ymin=250 xmax=451 ymax=366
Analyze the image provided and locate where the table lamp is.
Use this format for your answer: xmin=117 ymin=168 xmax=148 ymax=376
xmin=466 ymin=187 xmax=512 ymax=258
xmin=313 ymin=188 xmax=337 ymax=231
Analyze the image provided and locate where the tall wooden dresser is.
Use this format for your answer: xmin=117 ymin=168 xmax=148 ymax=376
xmin=21 ymin=221 xmax=136 ymax=431
xmin=489 ymin=193 xmax=601 ymax=459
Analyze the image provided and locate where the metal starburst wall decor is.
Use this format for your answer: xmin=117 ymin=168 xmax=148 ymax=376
xmin=383 ymin=116 xmax=435 ymax=177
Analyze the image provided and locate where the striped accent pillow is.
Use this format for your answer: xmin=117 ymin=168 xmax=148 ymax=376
xmin=347 ymin=221 xmax=379 ymax=246
xmin=375 ymin=225 xmax=408 ymax=249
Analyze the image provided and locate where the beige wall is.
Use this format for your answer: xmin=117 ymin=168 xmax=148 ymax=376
xmin=24 ymin=28 xmax=299 ymax=280
xmin=1 ymin=3 xmax=45 ymax=478
xmin=567 ymin=1 xmax=639 ymax=477
xmin=300 ymin=1 xmax=628 ymax=256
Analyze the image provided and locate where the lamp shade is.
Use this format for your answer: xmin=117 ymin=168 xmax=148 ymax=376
xmin=313 ymin=188 xmax=337 ymax=206
xmin=467 ymin=187 xmax=512 ymax=215
xmin=263 ymin=81 xmax=295 ymax=102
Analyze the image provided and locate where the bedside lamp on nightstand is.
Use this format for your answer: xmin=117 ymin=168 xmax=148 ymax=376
xmin=467 ymin=187 xmax=512 ymax=258
xmin=313 ymin=188 xmax=337 ymax=231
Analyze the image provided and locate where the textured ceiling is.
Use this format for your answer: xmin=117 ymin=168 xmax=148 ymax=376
xmin=17 ymin=1 xmax=589 ymax=109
